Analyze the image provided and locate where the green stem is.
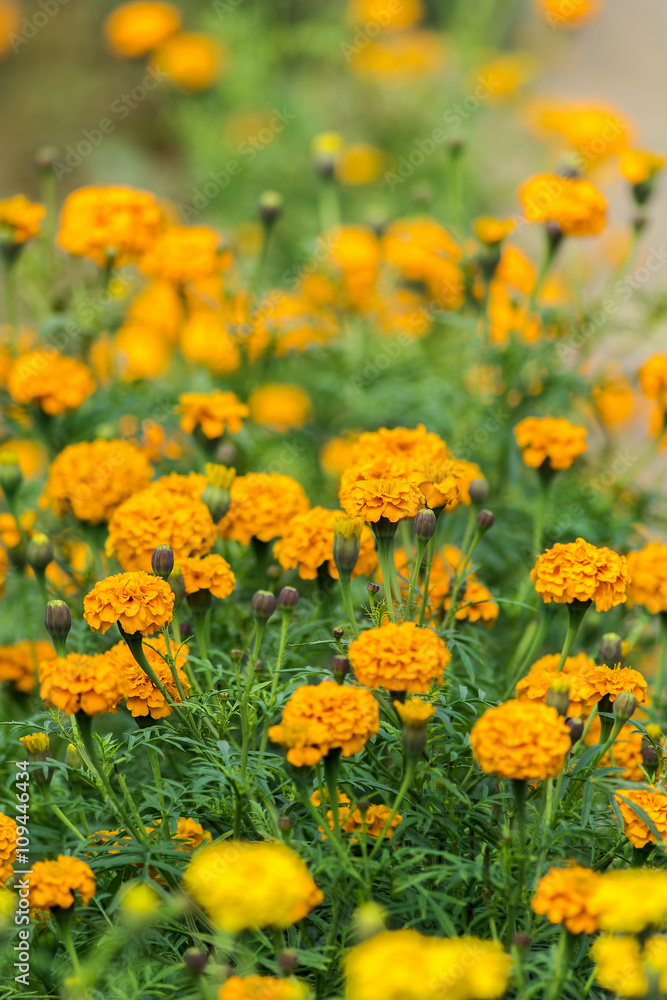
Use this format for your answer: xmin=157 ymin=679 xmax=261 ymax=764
xmin=369 ymin=757 xmax=416 ymax=860
xmin=118 ymin=627 xmax=198 ymax=739
xmin=338 ymin=573 xmax=359 ymax=637
xmin=405 ymin=538 xmax=428 ymax=623
xmin=193 ymin=612 xmax=213 ymax=688
xmin=556 ymin=601 xmax=590 ymax=672
xmin=532 ymin=475 xmax=551 ymax=560
xmin=419 ymin=534 xmax=438 ymax=627
xmin=260 ymin=611 xmax=290 ymax=751
xmin=505 ymin=779 xmax=527 ymax=948
xmin=442 ymin=526 xmax=483 ymax=632
xmin=240 ymin=622 xmax=266 ymax=779
xmin=76 ymin=714 xmax=141 ymax=844
xmin=376 ymin=535 xmax=398 ymax=623
xmin=147 ymin=746 xmax=168 ymax=830
xmin=2 ymin=252 xmax=18 ymax=350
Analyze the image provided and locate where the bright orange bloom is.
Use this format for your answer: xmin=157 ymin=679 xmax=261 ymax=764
xmin=151 ymin=32 xmax=227 ymax=92
xmin=535 ymin=0 xmax=601 ymax=27
xmin=419 ymin=458 xmax=482 ymax=510
xmin=218 ymin=472 xmax=310 ymax=546
xmin=538 ymin=103 xmax=629 ymax=161
xmin=178 ymin=554 xmax=236 ymax=599
xmin=248 ymin=384 xmax=312 ymax=431
xmin=311 ymin=789 xmax=402 ymax=841
xmin=177 ymin=391 xmax=249 ymax=439
xmin=584 ymin=716 xmax=644 ymax=781
xmin=0 ymin=812 xmax=17 ymax=882
xmin=627 ymin=543 xmax=667 ymax=614
xmin=273 ymin=506 xmax=377 ymax=581
xmin=0 ymin=195 xmax=45 ymax=243
xmin=104 ymin=635 xmax=189 ymax=719
xmin=140 ymin=226 xmax=224 ymax=284
xmin=340 ymin=475 xmax=424 ymax=523
xmin=218 ymin=976 xmax=309 ymax=1000
xmin=44 ymin=439 xmax=152 ymax=524
xmin=57 ymin=185 xmax=164 ymax=266
xmin=8 ymin=351 xmax=95 ymax=415
xmin=348 ymin=622 xmax=450 ymax=693
xmin=616 ymin=787 xmax=667 ymax=849
xmin=639 ymin=355 xmax=667 ymax=410
xmin=83 ymin=571 xmax=174 ymax=635
xmin=39 ymin=653 xmax=122 ymax=716
xmin=519 ymin=173 xmax=607 ymax=236
xmin=382 ymin=218 xmax=464 ymax=310
xmin=531 ymin=864 xmax=601 ymax=934
xmin=346 ymin=0 xmax=424 ymax=30
xmin=516 ymin=653 xmax=598 ymax=716
xmin=0 ymin=640 xmax=56 ymax=694
xmin=28 ymin=856 xmax=95 ymax=911
xmin=350 ymin=31 xmax=446 ymax=83
xmin=531 ymin=538 xmax=629 ymax=611
xmin=103 ymin=1 xmax=181 ymax=57
xmin=514 ymin=416 xmax=587 ymax=470
xmin=619 ymin=148 xmax=666 ymax=185
xmin=474 ymin=217 xmax=515 ymax=245
xmin=470 ymin=699 xmax=572 ymax=781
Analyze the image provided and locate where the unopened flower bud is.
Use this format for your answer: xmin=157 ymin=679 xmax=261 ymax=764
xmin=312 ymin=131 xmax=342 ymax=177
xmin=201 ymin=484 xmax=231 ymax=523
xmin=277 ymin=815 xmax=293 ymax=834
xmin=598 ymin=632 xmax=623 ymax=666
xmin=34 ymin=145 xmax=60 ymax=171
xmin=566 ymin=717 xmax=584 ymax=743
xmin=352 ymin=901 xmax=387 ymax=942
xmin=151 ymin=544 xmax=174 ymax=580
xmin=642 ymin=744 xmax=659 ymax=767
xmin=278 ymin=950 xmax=299 ymax=974
xmin=170 ymin=568 xmax=185 ymax=604
xmin=333 ymin=515 xmax=363 ymax=577
xmin=0 ymin=452 xmax=22 ymax=498
xmin=179 ymin=621 xmax=192 ymax=641
xmin=267 ymin=564 xmax=281 ymax=580
xmin=414 ymin=508 xmax=436 ymax=542
xmin=355 ymin=798 xmax=371 ymax=814
xmin=279 ymin=586 xmax=299 ymax=610
xmin=65 ymin=743 xmax=82 ymax=768
xmin=255 ymin=659 xmax=265 ymax=673
xmin=367 ymin=582 xmax=380 ymax=595
xmin=332 ymin=626 xmax=344 ymax=640
xmin=259 ymin=190 xmax=284 ymax=224
xmin=477 ymin=509 xmax=494 ymax=532
xmin=468 ymin=478 xmax=489 ymax=505
xmin=613 ymin=691 xmax=637 ymax=722
xmin=26 ymin=533 xmax=53 ymax=572
xmin=187 ymin=589 xmax=212 ymax=615
xmin=546 ymin=676 xmax=570 ymax=717
xmin=44 ymin=599 xmax=71 ymax=650
xmin=251 ymin=590 xmax=276 ymax=621
xmin=230 ymin=649 xmax=243 ymax=660
xmin=513 ymin=933 xmax=531 ymax=949
xmin=184 ymin=948 xmax=208 ymax=976
xmin=331 ymin=655 xmax=350 ymax=683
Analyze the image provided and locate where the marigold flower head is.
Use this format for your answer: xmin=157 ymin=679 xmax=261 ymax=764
xmin=180 ymin=308 xmax=242 ymax=374
xmin=39 ymin=652 xmax=122 ymax=716
xmin=103 ymin=1 xmax=181 ymax=57
xmin=593 ymin=372 xmax=634 ymax=426
xmin=516 ymin=652 xmax=598 ymax=716
xmin=57 ymin=185 xmax=164 ymax=266
xmin=531 ymin=863 xmax=601 ymax=934
xmin=19 ymin=732 xmax=49 ymax=754
xmin=519 ymin=173 xmax=607 ymax=236
xmin=344 ymin=929 xmax=511 ymax=1000
xmin=340 ymin=475 xmax=424 ymax=523
xmin=8 ymin=351 xmax=95 ymax=415
xmin=349 ymin=622 xmax=450 ymax=693
xmin=335 ymin=144 xmax=386 ymax=186
xmin=219 ymin=976 xmax=309 ymax=1000
xmin=531 ymin=537 xmax=629 ymax=611
xmin=419 ymin=458 xmax=482 ymax=510
xmin=0 ymin=195 xmax=45 ymax=244
xmin=591 ymin=935 xmax=649 ymax=999
xmin=151 ymin=32 xmax=226 ymax=92
xmin=584 ymin=716 xmax=644 ymax=780
xmin=393 ymin=698 xmax=436 ymax=727
xmin=0 ymin=640 xmax=56 ymax=694
xmin=0 ymin=812 xmax=17 ymax=882
xmin=104 ymin=635 xmax=189 ymax=719
xmin=113 ymin=322 xmax=174 ymax=381
xmin=445 ymin=577 xmax=499 ymax=627
xmin=105 ymin=481 xmax=217 ymax=571
xmin=44 ymin=439 xmax=152 ymax=524
xmin=619 ymin=148 xmax=666 ymax=185
xmin=140 ymin=225 xmax=224 ymax=285
xmin=205 ymin=463 xmax=236 ymax=491
xmin=252 ymin=289 xmax=338 ymax=357
xmin=514 ymin=416 xmax=587 ymax=471
xmin=627 ymin=543 xmax=667 ymax=614
xmin=536 ymin=0 xmax=601 ymax=27
xmin=320 ymin=432 xmax=360 ymax=479
xmin=183 ymin=840 xmax=323 ymax=932
xmin=273 ymin=506 xmax=377 ymax=581
xmin=83 ymin=571 xmax=174 ymax=635
xmin=177 ymin=391 xmax=249 ymax=439
xmin=470 ymin=699 xmax=572 ymax=781
xmin=639 ymin=355 xmax=667 ymax=410
xmin=268 ymin=680 xmax=379 ymax=766
xmin=27 ymin=856 xmax=95 ymax=911
xmin=349 ymin=424 xmax=448 ymax=473
xmin=311 ymin=790 xmax=402 ymax=841
xmin=219 ymin=472 xmax=310 ymax=546
xmin=346 ymin=0 xmax=424 ymax=30
xmin=577 ymin=663 xmax=647 ymax=709
xmin=382 ymin=218 xmax=464 ymax=309
xmin=538 ymin=102 xmax=629 ymax=161
xmin=474 ymin=216 xmax=515 ymax=245
xmin=589 ymin=869 xmax=667 ymax=933
xmin=248 ymin=383 xmax=312 ymax=431
xmin=616 ymin=786 xmax=667 ymax=849
xmin=178 ymin=554 xmax=235 ymax=599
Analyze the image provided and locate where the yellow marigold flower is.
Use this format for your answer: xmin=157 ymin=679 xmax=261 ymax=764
xmin=320 ymin=432 xmax=360 ymax=479
xmin=39 ymin=653 xmax=122 ymax=716
xmin=619 ymin=148 xmax=666 ymax=185
xmin=340 ymin=475 xmax=424 ymax=523
xmin=349 ymin=424 xmax=448 ymax=473
xmin=104 ymin=635 xmax=189 ymax=719
xmin=593 ymin=372 xmax=634 ymax=426
xmin=273 ymin=506 xmax=377 ymax=581
xmin=394 ymin=698 xmax=436 ymax=727
xmin=644 ymin=937 xmax=667 ymax=994
xmin=516 ymin=653 xmax=598 ymax=717
xmin=119 ymin=882 xmax=161 ymax=924
xmin=178 ymin=554 xmax=235 ymax=599
xmin=616 ymin=787 xmax=667 ymax=849
xmin=628 ymin=542 xmax=667 ymax=615
xmin=177 ymin=391 xmax=249 ymax=439
xmin=474 ymin=217 xmax=515 ymax=245
xmin=19 ymin=733 xmax=49 ymax=754
xmin=103 ymin=1 xmax=181 ymax=57
xmin=584 ymin=716 xmax=644 ymax=781
xmin=151 ymin=32 xmax=227 ymax=92
xmin=253 ymin=289 xmax=338 ymax=357
xmin=531 ymin=537 xmax=629 ymax=611
xmin=0 ymin=812 xmax=17 ymax=882
xmin=350 ymin=31 xmax=446 ymax=84
xmin=473 ymin=54 xmax=534 ymax=101
xmin=83 ymin=571 xmax=174 ymax=635
xmin=382 ymin=218 xmax=464 ymax=310
xmin=140 ymin=225 xmax=224 ymax=284
xmin=268 ymin=680 xmax=379 ymax=766
xmin=518 ymin=173 xmax=607 ymax=236
xmin=419 ymin=458 xmax=482 ymax=510
xmin=335 ymin=144 xmax=386 ymax=186
xmin=0 ymin=640 xmax=56 ymax=694
xmin=0 ymin=195 xmax=45 ymax=244
xmin=639 ymin=355 xmax=667 ymax=410
xmin=8 ymin=350 xmax=95 ymax=415
xmin=311 ymin=790 xmax=402 ymax=841
xmin=105 ymin=481 xmax=217 ymax=571
xmin=219 ymin=976 xmax=309 ymax=1000
xmin=346 ymin=0 xmax=424 ymax=30
xmin=44 ymin=439 xmax=152 ymax=524
xmin=589 ymin=870 xmax=667 ymax=933
xmin=591 ymin=935 xmax=647 ymax=999
xmin=0 ymin=439 xmax=46 ymax=480
xmin=348 ymin=622 xmax=450 ymax=693
xmin=514 ymin=416 xmax=587 ymax=471
xmin=57 ymin=185 xmax=163 ymax=266
xmin=28 ymin=856 xmax=95 ymax=911
xmin=171 ymin=816 xmax=212 ymax=851
xmin=576 ymin=663 xmax=647 ymax=709
xmin=184 ymin=840 xmax=323 ymax=932
xmin=113 ymin=322 xmax=173 ymax=381
xmin=219 ymin=472 xmax=310 ymax=546
xmin=180 ymin=308 xmax=242 ymax=374
xmin=248 ymin=383 xmax=312 ymax=432
xmin=344 ymin=928 xmax=511 ymax=1000
xmin=536 ymin=0 xmax=601 ymax=27
xmin=538 ymin=103 xmax=628 ymax=162
xmin=470 ymin=699 xmax=571 ymax=781
xmin=531 ymin=864 xmax=601 ymax=934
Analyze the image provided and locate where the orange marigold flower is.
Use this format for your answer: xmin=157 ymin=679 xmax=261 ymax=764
xmin=419 ymin=458 xmax=482 ymax=510
xmin=177 ymin=391 xmax=249 ymax=439
xmin=103 ymin=1 xmax=181 ymax=57
xmin=105 ymin=481 xmax=217 ymax=571
xmin=627 ymin=543 xmax=667 ymax=614
xmin=104 ymin=635 xmax=189 ymax=719
xmin=382 ymin=217 xmax=464 ymax=310
xmin=27 ymin=856 xmax=95 ymax=911
xmin=151 ymin=32 xmax=227 ymax=92
xmin=592 ymin=372 xmax=634 ymax=426
xmin=535 ymin=0 xmax=601 ymax=27
xmin=57 ymin=185 xmax=164 ymax=266
xmin=616 ymin=787 xmax=667 ymax=849
xmin=0 ymin=812 xmax=17 ymax=882
xmin=577 ymin=663 xmax=647 ymax=709
xmin=268 ymin=680 xmax=379 ymax=766
xmin=0 ymin=510 xmax=37 ymax=549
xmin=516 ymin=653 xmax=598 ymax=716
xmin=219 ymin=976 xmax=309 ymax=1000
xmin=39 ymin=652 xmax=122 ymax=716
xmin=273 ymin=506 xmax=377 ymax=581
xmin=531 ymin=864 xmax=601 ymax=934
xmin=83 ymin=571 xmax=174 ymax=635
xmin=0 ymin=195 xmax=45 ymax=244
xmin=518 ymin=173 xmax=607 ymax=236
xmin=0 ymin=640 xmax=56 ymax=694
xmin=348 ymin=424 xmax=448 ymax=476
xmin=184 ymin=840 xmax=323 ymax=932
xmin=470 ymin=699 xmax=572 ymax=781
xmin=444 ymin=578 xmax=499 ymax=627
xmin=311 ymin=790 xmax=402 ymax=841
xmin=335 ymin=144 xmax=386 ymax=186
xmin=248 ymin=383 xmax=312 ymax=432
xmin=584 ymin=716 xmax=644 ymax=781
xmin=8 ymin=350 xmax=95 ymax=415
xmin=218 ymin=472 xmax=310 ymax=546
xmin=348 ymin=622 xmax=450 ymax=693
xmin=178 ymin=554 xmax=236 ymax=599
xmin=619 ymin=148 xmax=666 ymax=185
xmin=253 ymin=289 xmax=338 ymax=357
xmin=113 ymin=322 xmax=174 ymax=381
xmin=531 ymin=538 xmax=629 ymax=611
xmin=538 ymin=103 xmax=628 ymax=160
xmin=44 ymin=439 xmax=152 ymax=524
xmin=346 ymin=0 xmax=424 ymax=30
xmin=140 ymin=225 xmax=225 ymax=284
xmin=473 ymin=216 xmax=515 ymax=245
xmin=179 ymin=308 xmax=242 ymax=374
xmin=340 ymin=475 xmax=424 ymax=523
xmin=639 ymin=355 xmax=667 ymax=410
xmin=514 ymin=416 xmax=587 ymax=471
xmin=320 ymin=432 xmax=360 ymax=479
xmin=171 ymin=816 xmax=212 ymax=851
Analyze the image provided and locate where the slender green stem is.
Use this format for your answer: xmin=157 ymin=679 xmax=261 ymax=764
xmin=442 ymin=526 xmax=483 ymax=632
xmin=532 ymin=475 xmax=551 ymax=560
xmin=376 ymin=537 xmax=398 ymax=623
xmin=240 ymin=622 xmax=266 ymax=778
xmin=157 ymin=626 xmax=188 ymax=703
xmin=369 ymin=757 xmax=416 ymax=860
xmin=119 ymin=628 xmax=199 ymax=739
xmin=405 ymin=538 xmax=428 ymax=623
xmin=2 ymin=252 xmax=18 ymax=350
xmin=260 ymin=612 xmax=290 ymax=751
xmin=147 ymin=746 xmax=168 ymax=830
xmin=324 ymin=750 xmax=342 ymax=840
xmin=505 ymin=779 xmax=527 ymax=948
xmin=419 ymin=534 xmax=438 ymax=628
xmin=75 ymin=714 xmax=142 ymax=844
xmin=556 ymin=601 xmax=590 ymax=672
xmin=338 ymin=574 xmax=359 ymax=636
